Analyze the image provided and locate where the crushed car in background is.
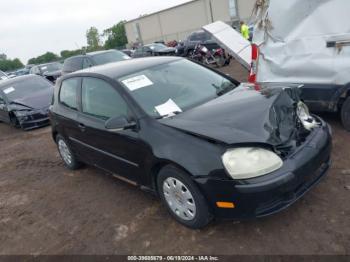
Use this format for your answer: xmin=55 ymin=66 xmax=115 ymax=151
xmin=0 ymin=75 xmax=53 ymax=130
xmin=251 ymin=0 xmax=350 ymax=131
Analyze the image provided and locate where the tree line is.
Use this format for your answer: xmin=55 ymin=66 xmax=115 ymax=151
xmin=0 ymin=20 xmax=128 ymax=71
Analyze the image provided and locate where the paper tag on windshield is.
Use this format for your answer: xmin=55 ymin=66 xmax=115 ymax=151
xmin=3 ymin=87 xmax=15 ymax=94
xmin=155 ymin=99 xmax=182 ymax=116
xmin=122 ymin=75 xmax=153 ymax=91
xmin=41 ymin=66 xmax=47 ymax=70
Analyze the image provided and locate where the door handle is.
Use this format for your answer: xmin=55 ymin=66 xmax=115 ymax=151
xmin=78 ymin=123 xmax=86 ymax=132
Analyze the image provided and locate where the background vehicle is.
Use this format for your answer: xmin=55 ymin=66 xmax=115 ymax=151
xmin=176 ymin=30 xmax=220 ymax=57
xmin=14 ymin=68 xmax=30 ymax=77
xmin=132 ymin=43 xmax=176 ymax=58
xmin=121 ymin=49 xmax=135 ymax=57
xmin=190 ymin=43 xmax=230 ymax=67
xmin=0 ymin=70 xmax=9 ymax=81
xmin=61 ymin=50 xmax=130 ymax=75
xmin=30 ymin=62 xmax=62 ymax=83
xmin=251 ymin=0 xmax=350 ymax=131
xmin=0 ymin=75 xmax=53 ymax=130
xmin=50 ymin=57 xmax=331 ymax=229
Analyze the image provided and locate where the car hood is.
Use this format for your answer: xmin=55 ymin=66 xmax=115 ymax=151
xmin=160 ymin=84 xmax=300 ymax=146
xmin=9 ymin=88 xmax=53 ymax=110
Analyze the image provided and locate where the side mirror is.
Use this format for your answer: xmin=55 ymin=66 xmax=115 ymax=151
xmin=105 ymin=115 xmax=136 ymax=131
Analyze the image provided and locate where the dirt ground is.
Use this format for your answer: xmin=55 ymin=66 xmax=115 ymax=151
xmin=0 ymin=61 xmax=349 ymax=255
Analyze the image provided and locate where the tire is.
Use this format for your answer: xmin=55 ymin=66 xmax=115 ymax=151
xmin=56 ymin=134 xmax=82 ymax=170
xmin=157 ymin=165 xmax=213 ymax=229
xmin=341 ymin=96 xmax=350 ymax=131
xmin=10 ymin=115 xmax=19 ymax=128
xmin=187 ymin=49 xmax=194 ymax=58
xmin=213 ymin=55 xmax=225 ymax=68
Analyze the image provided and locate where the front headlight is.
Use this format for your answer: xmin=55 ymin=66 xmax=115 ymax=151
xmin=222 ymin=147 xmax=283 ymax=180
xmin=14 ymin=110 xmax=33 ymax=117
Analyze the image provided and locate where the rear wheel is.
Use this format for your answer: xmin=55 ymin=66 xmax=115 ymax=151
xmin=157 ymin=165 xmax=212 ymax=229
xmin=341 ymin=96 xmax=350 ymax=131
xmin=56 ymin=135 xmax=82 ymax=170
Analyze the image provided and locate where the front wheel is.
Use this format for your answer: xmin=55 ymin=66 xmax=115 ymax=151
xmin=157 ymin=165 xmax=212 ymax=229
xmin=56 ymin=135 xmax=82 ymax=170
xmin=341 ymin=96 xmax=350 ymax=131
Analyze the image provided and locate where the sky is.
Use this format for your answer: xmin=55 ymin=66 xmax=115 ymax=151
xmin=0 ymin=0 xmax=191 ymax=64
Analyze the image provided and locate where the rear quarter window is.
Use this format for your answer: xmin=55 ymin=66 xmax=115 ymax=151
xmin=59 ymin=78 xmax=79 ymax=110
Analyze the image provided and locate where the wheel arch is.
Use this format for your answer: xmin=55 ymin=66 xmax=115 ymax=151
xmin=148 ymin=160 xmax=195 ymax=196
xmin=335 ymin=84 xmax=350 ymax=111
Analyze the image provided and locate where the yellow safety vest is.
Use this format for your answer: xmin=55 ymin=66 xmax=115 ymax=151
xmin=241 ymin=24 xmax=250 ymax=40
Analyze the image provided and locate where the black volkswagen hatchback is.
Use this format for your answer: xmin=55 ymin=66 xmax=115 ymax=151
xmin=50 ymin=57 xmax=332 ymax=229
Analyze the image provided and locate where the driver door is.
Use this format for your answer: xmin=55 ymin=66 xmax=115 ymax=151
xmin=76 ymin=76 xmax=145 ymax=183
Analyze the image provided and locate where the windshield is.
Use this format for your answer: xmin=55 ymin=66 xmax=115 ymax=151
xmin=1 ymin=76 xmax=52 ymax=101
xmin=191 ymin=32 xmax=211 ymax=41
xmin=91 ymin=50 xmax=130 ymax=65
xmin=118 ymin=60 xmax=237 ymax=118
xmin=149 ymin=44 xmax=167 ymax=51
xmin=40 ymin=63 xmax=62 ymax=73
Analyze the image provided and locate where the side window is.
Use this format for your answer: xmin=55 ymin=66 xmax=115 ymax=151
xmin=135 ymin=48 xmax=142 ymax=54
xmin=82 ymin=78 xmax=128 ymax=120
xmin=64 ymin=57 xmax=83 ymax=72
xmin=59 ymin=78 xmax=79 ymax=110
xmin=82 ymin=58 xmax=93 ymax=69
xmin=143 ymin=47 xmax=151 ymax=53
xmin=30 ymin=67 xmax=39 ymax=75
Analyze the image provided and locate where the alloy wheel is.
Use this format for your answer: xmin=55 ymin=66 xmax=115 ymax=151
xmin=58 ymin=139 xmax=72 ymax=165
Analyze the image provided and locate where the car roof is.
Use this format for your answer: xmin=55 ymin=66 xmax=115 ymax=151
xmin=64 ymin=50 xmax=120 ymax=61
xmin=86 ymin=50 xmax=118 ymax=56
xmin=37 ymin=62 xmax=61 ymax=67
xmin=68 ymin=56 xmax=183 ymax=79
xmin=0 ymin=75 xmax=41 ymax=90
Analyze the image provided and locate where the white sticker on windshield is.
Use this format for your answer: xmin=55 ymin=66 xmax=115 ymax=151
xmin=3 ymin=87 xmax=15 ymax=94
xmin=41 ymin=66 xmax=47 ymax=70
xmin=155 ymin=99 xmax=182 ymax=116
xmin=122 ymin=75 xmax=153 ymax=91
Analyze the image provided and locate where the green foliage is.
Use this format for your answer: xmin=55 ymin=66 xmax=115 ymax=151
xmin=103 ymin=21 xmax=128 ymax=50
xmin=28 ymin=52 xmax=59 ymax=65
xmin=86 ymin=26 xmax=102 ymax=52
xmin=0 ymin=57 xmax=24 ymax=72
xmin=60 ymin=49 xmax=84 ymax=59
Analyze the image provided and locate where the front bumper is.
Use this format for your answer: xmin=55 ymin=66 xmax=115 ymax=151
xmin=16 ymin=110 xmax=50 ymax=130
xmin=194 ymin=118 xmax=332 ymax=220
